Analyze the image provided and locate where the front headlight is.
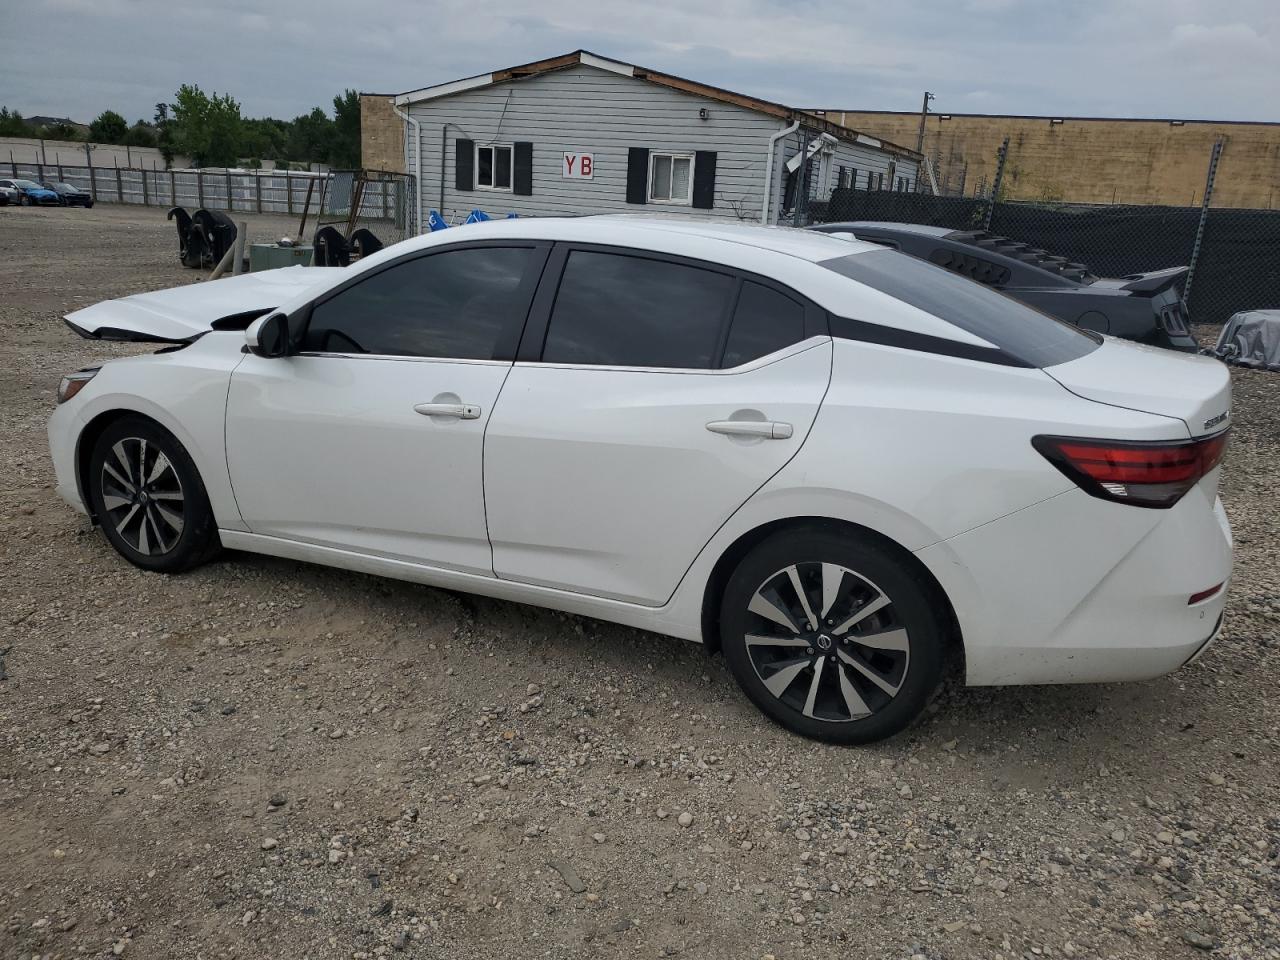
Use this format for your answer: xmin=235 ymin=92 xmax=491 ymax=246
xmin=57 ymin=367 xmax=100 ymax=404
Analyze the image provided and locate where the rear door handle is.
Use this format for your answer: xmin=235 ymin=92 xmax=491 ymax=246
xmin=706 ymin=419 xmax=794 ymax=440
xmin=414 ymin=402 xmax=482 ymax=420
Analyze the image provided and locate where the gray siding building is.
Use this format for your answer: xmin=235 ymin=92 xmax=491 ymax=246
xmin=390 ymin=51 xmax=920 ymax=230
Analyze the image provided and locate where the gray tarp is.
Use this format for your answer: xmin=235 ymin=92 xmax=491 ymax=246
xmin=1211 ymin=310 xmax=1280 ymax=371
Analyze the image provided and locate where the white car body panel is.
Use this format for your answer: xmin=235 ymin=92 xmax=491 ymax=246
xmin=225 ymin=352 xmax=508 ymax=576
xmin=1045 ymin=336 xmax=1231 ymax=437
xmin=918 ymin=484 xmax=1231 ymax=684
xmin=48 ymin=333 xmax=247 ymax=530
xmin=484 ymin=339 xmax=832 ymax=605
xmin=64 ymin=267 xmax=344 ymax=342
xmin=47 ymin=215 xmax=1234 ymax=694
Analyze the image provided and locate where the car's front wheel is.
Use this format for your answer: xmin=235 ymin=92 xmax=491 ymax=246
xmin=87 ymin=416 xmax=220 ymax=572
xmin=720 ymin=529 xmax=947 ymax=745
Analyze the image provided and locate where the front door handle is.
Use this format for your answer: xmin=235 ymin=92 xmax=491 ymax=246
xmin=414 ymin=402 xmax=482 ymax=420
xmin=706 ymin=419 xmax=794 ymax=440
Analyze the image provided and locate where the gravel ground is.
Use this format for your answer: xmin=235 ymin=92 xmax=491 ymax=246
xmin=2 ymin=204 xmax=1278 ymax=960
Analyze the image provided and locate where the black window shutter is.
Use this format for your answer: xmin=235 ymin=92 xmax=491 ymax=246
xmin=692 ymin=151 xmax=717 ymax=209
xmin=455 ymin=139 xmax=474 ymax=192
xmin=626 ymin=147 xmax=649 ymax=204
xmin=513 ymin=142 xmax=533 ymax=195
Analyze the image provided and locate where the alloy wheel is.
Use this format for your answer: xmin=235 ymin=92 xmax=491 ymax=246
xmin=98 ymin=437 xmax=186 ymax=556
xmin=744 ymin=562 xmax=910 ymax=722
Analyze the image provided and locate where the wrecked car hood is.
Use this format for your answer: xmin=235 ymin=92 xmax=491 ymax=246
xmin=64 ymin=266 xmax=345 ymax=343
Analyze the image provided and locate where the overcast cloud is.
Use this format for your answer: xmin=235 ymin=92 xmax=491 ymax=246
xmin=2 ymin=0 xmax=1276 ymax=124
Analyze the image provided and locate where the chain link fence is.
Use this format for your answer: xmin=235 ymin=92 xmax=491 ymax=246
xmin=5 ymin=161 xmax=417 ymax=246
xmin=807 ymin=142 xmax=1279 ymax=325
xmin=312 ymin=170 xmax=417 ymax=247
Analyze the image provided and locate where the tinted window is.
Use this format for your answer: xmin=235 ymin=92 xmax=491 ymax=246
xmin=722 ymin=282 xmax=806 ymax=367
xmin=821 ymin=249 xmax=1099 ymax=368
xmin=542 ymin=251 xmax=734 ymax=368
xmin=303 ymin=246 xmax=534 ymax=358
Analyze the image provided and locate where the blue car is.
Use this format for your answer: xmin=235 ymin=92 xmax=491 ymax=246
xmin=0 ymin=178 xmax=62 ymax=206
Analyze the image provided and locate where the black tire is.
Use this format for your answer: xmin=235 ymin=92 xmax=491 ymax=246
xmin=86 ymin=416 xmax=220 ymax=573
xmin=719 ymin=528 xmax=947 ymax=745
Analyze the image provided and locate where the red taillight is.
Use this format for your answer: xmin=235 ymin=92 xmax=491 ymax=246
xmin=1033 ymin=430 xmax=1229 ymax=509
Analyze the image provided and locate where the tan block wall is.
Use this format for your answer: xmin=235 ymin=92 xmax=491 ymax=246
xmin=360 ymin=94 xmax=406 ymax=174
xmin=817 ymin=111 xmax=1280 ymax=208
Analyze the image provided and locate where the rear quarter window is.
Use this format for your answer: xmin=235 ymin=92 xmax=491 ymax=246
xmin=821 ymin=249 xmax=1099 ymax=368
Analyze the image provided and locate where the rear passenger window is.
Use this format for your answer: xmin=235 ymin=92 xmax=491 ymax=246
xmin=722 ymin=282 xmax=806 ymax=367
xmin=542 ymin=251 xmax=734 ymax=368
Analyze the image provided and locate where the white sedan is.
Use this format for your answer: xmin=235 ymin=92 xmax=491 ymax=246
xmin=47 ymin=217 xmax=1233 ymax=744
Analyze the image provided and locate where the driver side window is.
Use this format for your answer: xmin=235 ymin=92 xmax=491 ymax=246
xmin=302 ymin=246 xmax=536 ymax=359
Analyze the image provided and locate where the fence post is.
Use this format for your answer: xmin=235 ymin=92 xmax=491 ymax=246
xmin=791 ymin=129 xmax=810 ymax=227
xmin=287 ymin=171 xmax=294 ymax=214
xmin=57 ymin=161 xmax=64 ymax=181
xmin=226 ymin=170 xmax=233 ymax=212
xmin=197 ymin=170 xmax=204 ymax=208
xmin=1184 ymin=140 xmax=1223 ymax=309
xmin=37 ymin=162 xmax=44 ymax=184
xmin=115 ymin=166 xmax=123 ymax=203
xmin=87 ymin=157 xmax=97 ymax=201
xmin=982 ymin=136 xmax=1010 ymax=231
xmin=255 ymin=172 xmax=262 ymax=213
xmin=141 ymin=169 xmax=149 ymax=205
xmin=170 ymin=170 xmax=176 ymax=206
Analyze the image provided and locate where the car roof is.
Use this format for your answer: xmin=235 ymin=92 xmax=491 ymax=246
xmin=393 ymin=215 xmax=887 ymax=263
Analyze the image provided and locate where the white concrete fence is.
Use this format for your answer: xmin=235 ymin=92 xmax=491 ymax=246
xmin=6 ymin=160 xmax=410 ymax=224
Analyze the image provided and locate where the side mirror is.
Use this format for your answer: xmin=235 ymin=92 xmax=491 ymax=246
xmin=246 ymin=312 xmax=291 ymax=358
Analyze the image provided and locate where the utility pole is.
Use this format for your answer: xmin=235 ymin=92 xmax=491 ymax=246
xmin=916 ymin=91 xmax=935 ymax=153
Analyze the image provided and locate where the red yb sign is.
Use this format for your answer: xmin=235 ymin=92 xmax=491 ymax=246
xmin=562 ymin=153 xmax=594 ymax=180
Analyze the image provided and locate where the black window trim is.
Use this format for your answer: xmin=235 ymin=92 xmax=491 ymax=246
xmin=515 ymin=241 xmax=827 ymax=370
xmin=288 ymin=239 xmax=552 ymax=363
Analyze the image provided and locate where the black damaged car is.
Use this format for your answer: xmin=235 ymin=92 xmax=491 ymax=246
xmin=809 ymin=221 xmax=1196 ymax=353
xmin=44 ymin=181 xmax=94 ymax=208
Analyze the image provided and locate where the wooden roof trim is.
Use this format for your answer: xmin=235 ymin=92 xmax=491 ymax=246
xmin=395 ymin=50 xmax=922 ymax=159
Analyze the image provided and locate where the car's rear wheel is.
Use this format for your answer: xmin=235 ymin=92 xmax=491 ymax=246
xmin=720 ymin=529 xmax=947 ymax=745
xmin=86 ymin=416 xmax=220 ymax=572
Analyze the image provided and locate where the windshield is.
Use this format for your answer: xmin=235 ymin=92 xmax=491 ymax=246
xmin=820 ymin=249 xmax=1100 ymax=368
xmin=14 ymin=180 xmax=42 ymax=189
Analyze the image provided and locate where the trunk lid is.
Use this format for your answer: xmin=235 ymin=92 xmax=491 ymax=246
xmin=1045 ymin=336 xmax=1231 ymax=437
xmin=64 ymin=267 xmax=344 ymax=343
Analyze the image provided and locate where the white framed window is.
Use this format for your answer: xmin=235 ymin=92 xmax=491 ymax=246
xmin=476 ymin=143 xmax=513 ymax=191
xmin=648 ymin=152 xmax=694 ymax=204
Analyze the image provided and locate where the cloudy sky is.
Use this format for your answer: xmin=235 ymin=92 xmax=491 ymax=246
xmin=2 ymin=0 xmax=1276 ymax=124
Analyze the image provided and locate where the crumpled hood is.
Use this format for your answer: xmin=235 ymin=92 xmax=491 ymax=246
xmin=64 ymin=266 xmax=344 ymax=343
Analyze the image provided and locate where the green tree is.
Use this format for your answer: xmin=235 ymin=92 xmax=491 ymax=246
xmin=0 ymin=107 xmax=27 ymax=136
xmin=240 ymin=116 xmax=291 ymax=163
xmin=154 ymin=102 xmax=175 ymax=166
xmin=286 ymin=107 xmax=333 ymax=166
xmin=89 ymin=109 xmax=128 ymax=143
xmin=41 ymin=121 xmax=81 ymax=141
xmin=169 ymin=84 xmax=242 ymax=167
xmin=330 ymin=89 xmax=361 ymax=169
xmin=121 ymin=120 xmax=157 ymax=149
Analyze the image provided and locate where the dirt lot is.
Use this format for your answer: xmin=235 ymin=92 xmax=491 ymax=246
xmin=1 ymin=203 xmax=1278 ymax=960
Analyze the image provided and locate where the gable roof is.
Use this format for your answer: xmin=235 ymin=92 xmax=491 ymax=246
xmin=392 ymin=50 xmax=921 ymax=160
